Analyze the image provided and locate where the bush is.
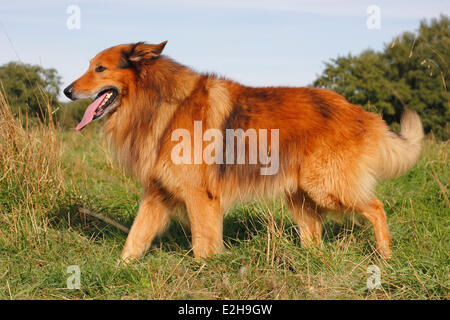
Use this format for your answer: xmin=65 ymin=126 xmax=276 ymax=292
xmin=0 ymin=62 xmax=61 ymax=120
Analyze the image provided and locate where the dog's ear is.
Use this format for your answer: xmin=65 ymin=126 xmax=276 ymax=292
xmin=121 ymin=41 xmax=167 ymax=68
xmin=128 ymin=41 xmax=167 ymax=62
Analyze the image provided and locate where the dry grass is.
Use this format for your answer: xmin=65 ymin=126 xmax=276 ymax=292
xmin=0 ymin=90 xmax=65 ymax=249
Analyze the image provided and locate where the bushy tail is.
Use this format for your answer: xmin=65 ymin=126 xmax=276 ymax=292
xmin=377 ymin=109 xmax=424 ymax=181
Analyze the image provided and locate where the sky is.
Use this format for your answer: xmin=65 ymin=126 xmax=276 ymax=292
xmin=0 ymin=0 xmax=448 ymax=101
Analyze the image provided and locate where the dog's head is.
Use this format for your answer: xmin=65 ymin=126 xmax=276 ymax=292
xmin=64 ymin=41 xmax=167 ymax=131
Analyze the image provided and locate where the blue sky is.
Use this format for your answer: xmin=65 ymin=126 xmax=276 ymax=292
xmin=0 ymin=0 xmax=448 ymax=101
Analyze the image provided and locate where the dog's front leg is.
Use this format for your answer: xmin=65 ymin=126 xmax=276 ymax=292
xmin=121 ymin=190 xmax=171 ymax=262
xmin=184 ymin=188 xmax=224 ymax=259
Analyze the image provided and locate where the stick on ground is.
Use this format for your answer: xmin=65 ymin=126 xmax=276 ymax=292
xmin=79 ymin=207 xmax=130 ymax=234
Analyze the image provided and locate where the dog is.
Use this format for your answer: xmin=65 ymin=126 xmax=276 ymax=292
xmin=64 ymin=41 xmax=423 ymax=261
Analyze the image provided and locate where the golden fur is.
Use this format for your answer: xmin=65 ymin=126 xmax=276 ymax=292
xmin=65 ymin=42 xmax=424 ymax=261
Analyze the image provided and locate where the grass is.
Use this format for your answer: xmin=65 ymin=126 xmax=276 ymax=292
xmin=0 ymin=93 xmax=448 ymax=300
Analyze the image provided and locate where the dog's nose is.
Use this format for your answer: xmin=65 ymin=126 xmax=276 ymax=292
xmin=63 ymin=84 xmax=75 ymax=100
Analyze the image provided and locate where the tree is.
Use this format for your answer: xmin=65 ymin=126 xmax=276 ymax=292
xmin=313 ymin=15 xmax=450 ymax=139
xmin=0 ymin=62 xmax=62 ymax=119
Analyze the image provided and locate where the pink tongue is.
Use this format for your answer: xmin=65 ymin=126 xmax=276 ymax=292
xmin=76 ymin=92 xmax=108 ymax=131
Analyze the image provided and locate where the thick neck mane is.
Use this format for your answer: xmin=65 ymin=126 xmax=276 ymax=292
xmin=104 ymin=57 xmax=199 ymax=179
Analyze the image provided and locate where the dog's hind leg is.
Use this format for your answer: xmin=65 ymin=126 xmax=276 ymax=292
xmin=356 ymin=198 xmax=392 ymax=259
xmin=286 ymin=190 xmax=325 ymax=248
xmin=121 ymin=190 xmax=171 ymax=262
xmin=184 ymin=188 xmax=224 ymax=259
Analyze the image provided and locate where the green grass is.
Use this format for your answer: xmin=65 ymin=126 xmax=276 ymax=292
xmin=0 ymin=114 xmax=448 ymax=299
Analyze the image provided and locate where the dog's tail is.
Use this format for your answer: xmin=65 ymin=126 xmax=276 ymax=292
xmin=376 ymin=109 xmax=424 ymax=181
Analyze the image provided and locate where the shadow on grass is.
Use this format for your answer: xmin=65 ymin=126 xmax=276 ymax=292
xmin=49 ymin=199 xmax=368 ymax=255
xmin=155 ymin=210 xmax=367 ymax=254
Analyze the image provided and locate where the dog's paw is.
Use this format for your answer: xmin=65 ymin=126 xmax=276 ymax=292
xmin=116 ymin=254 xmax=137 ymax=266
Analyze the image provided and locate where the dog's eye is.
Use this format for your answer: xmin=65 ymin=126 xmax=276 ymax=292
xmin=95 ymin=65 xmax=107 ymax=73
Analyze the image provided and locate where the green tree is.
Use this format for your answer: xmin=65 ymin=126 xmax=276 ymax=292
xmin=313 ymin=15 xmax=450 ymax=139
xmin=0 ymin=62 xmax=62 ymax=119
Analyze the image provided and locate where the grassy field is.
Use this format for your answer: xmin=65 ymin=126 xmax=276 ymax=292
xmin=0 ymin=94 xmax=448 ymax=300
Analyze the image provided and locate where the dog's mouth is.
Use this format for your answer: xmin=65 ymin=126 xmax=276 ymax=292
xmin=92 ymin=88 xmax=119 ymax=120
xmin=76 ymin=88 xmax=119 ymax=131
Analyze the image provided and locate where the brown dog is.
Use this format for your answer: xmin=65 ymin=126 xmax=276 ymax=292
xmin=64 ymin=41 xmax=423 ymax=261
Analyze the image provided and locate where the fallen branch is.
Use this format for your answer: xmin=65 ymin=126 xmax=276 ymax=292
xmin=78 ymin=207 xmax=130 ymax=234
